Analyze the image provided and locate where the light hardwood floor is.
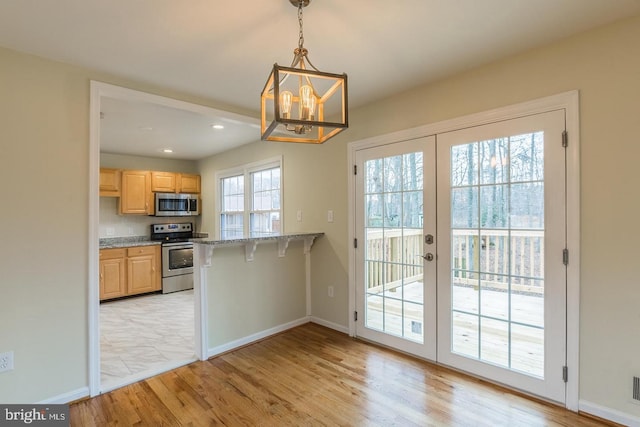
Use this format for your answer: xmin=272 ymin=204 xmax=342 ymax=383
xmin=71 ymin=323 xmax=614 ymax=426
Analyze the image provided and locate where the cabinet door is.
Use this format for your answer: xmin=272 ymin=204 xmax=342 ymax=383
xmin=100 ymin=168 xmax=121 ymax=197
xmin=177 ymin=173 xmax=201 ymax=194
xmin=120 ymin=170 xmax=152 ymax=214
xmin=100 ymin=257 xmax=126 ymax=300
xmin=127 ymin=246 xmax=161 ymax=295
xmin=151 ymin=171 xmax=176 ymax=193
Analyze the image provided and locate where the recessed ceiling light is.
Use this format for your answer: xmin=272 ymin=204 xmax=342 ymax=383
xmin=162 ymin=149 xmax=173 ymax=153
xmin=139 ymin=126 xmax=153 ymax=131
xmin=211 ymin=124 xmax=224 ymax=130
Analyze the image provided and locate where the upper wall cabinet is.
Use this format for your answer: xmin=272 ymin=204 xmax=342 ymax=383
xmin=100 ymin=168 xmax=121 ymax=197
xmin=101 ymin=167 xmax=201 ymax=214
xmin=177 ymin=173 xmax=201 ymax=194
xmin=151 ymin=171 xmax=177 ymax=193
xmin=120 ymin=170 xmax=153 ymax=215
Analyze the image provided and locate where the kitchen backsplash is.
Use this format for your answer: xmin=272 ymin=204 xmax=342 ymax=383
xmin=99 ymin=197 xmax=199 ymax=238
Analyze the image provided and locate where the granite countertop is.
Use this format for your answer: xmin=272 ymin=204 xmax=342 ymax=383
xmin=99 ymin=236 xmax=162 ymax=249
xmin=192 ymin=232 xmax=324 ymax=263
xmin=191 ymin=232 xmax=324 ymax=246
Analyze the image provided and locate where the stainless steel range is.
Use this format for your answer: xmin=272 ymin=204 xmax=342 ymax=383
xmin=150 ymin=223 xmax=194 ymax=294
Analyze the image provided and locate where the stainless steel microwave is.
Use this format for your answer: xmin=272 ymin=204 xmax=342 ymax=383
xmin=154 ymin=193 xmax=200 ymax=216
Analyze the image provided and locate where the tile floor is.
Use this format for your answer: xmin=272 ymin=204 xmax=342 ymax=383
xmin=100 ymin=289 xmax=195 ymax=389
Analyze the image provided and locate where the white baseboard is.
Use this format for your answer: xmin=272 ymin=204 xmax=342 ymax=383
xmin=309 ymin=317 xmax=349 ymax=334
xmin=37 ymin=387 xmax=89 ymax=404
xmin=207 ymin=316 xmax=310 ymax=358
xmin=580 ymin=400 xmax=640 ymax=427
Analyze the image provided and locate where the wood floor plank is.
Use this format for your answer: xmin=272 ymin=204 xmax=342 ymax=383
xmin=71 ymin=323 xmax=617 ymax=426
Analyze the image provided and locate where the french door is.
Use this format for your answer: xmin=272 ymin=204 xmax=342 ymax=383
xmin=354 ymin=136 xmax=437 ymax=360
xmin=354 ymin=110 xmax=567 ymax=403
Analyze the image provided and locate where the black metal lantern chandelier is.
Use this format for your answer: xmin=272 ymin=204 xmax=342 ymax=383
xmin=261 ymin=0 xmax=348 ymax=144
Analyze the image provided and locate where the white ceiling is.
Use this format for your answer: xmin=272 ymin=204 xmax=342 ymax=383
xmin=2 ymin=0 xmax=639 ymax=159
xmin=99 ymin=95 xmax=261 ymax=160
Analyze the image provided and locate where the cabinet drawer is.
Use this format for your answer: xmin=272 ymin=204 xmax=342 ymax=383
xmin=99 ymin=248 xmax=125 ymax=260
xmin=127 ymin=245 xmax=158 ymax=257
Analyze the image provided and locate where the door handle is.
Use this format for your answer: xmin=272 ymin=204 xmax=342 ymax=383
xmin=422 ymin=253 xmax=434 ymax=262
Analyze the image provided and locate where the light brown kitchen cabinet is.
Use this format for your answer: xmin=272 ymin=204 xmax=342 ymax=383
xmin=99 ymin=248 xmax=126 ymax=300
xmin=177 ymin=173 xmax=201 ymax=194
xmin=126 ymin=245 xmax=161 ymax=296
xmin=120 ymin=170 xmax=153 ymax=214
xmin=99 ymin=245 xmax=161 ymax=301
xmin=100 ymin=168 xmax=121 ymax=197
xmin=151 ymin=171 xmax=176 ymax=193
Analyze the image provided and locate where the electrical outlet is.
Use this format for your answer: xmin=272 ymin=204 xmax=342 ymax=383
xmin=328 ymin=286 xmax=334 ymax=298
xmin=297 ymin=210 xmax=303 ymax=222
xmin=105 ymin=227 xmax=115 ymax=236
xmin=0 ymin=351 xmax=14 ymax=373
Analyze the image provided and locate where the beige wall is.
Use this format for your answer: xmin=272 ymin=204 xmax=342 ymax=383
xmin=1 ymin=11 xmax=639 ymax=421
xmin=206 ymin=242 xmax=307 ymax=347
xmin=0 ymin=48 xmax=90 ymax=403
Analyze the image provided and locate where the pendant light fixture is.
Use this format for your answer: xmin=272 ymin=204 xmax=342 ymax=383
xmin=261 ymin=0 xmax=348 ymax=144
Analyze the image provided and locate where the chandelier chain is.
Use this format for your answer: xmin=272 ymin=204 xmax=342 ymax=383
xmin=298 ymin=1 xmax=304 ymax=49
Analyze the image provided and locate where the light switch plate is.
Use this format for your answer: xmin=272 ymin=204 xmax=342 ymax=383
xmin=0 ymin=351 xmax=14 ymax=373
xmin=327 ymin=210 xmax=334 ymax=223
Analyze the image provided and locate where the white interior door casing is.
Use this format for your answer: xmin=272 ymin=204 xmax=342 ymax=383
xmin=436 ymin=110 xmax=567 ymax=403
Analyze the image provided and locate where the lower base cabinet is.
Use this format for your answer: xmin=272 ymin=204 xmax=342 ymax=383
xmin=99 ymin=245 xmax=161 ymax=301
xmin=99 ymin=249 xmax=126 ymax=300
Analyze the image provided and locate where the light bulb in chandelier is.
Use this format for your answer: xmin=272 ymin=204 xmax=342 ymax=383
xmin=280 ymin=91 xmax=293 ymax=119
xmin=298 ymin=85 xmax=316 ymax=121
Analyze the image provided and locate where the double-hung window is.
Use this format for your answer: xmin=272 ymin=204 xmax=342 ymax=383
xmin=218 ymin=157 xmax=282 ymax=239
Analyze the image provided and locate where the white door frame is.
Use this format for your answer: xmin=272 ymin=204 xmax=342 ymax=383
xmin=88 ymin=81 xmax=253 ymax=396
xmin=347 ymin=90 xmax=580 ymax=410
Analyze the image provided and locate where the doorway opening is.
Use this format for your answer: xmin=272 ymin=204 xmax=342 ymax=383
xmin=89 ymin=82 xmax=258 ymax=395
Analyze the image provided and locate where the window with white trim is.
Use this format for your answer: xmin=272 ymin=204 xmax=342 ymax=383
xmin=217 ymin=158 xmax=282 ymax=239
xmin=220 ymin=174 xmax=244 ymax=239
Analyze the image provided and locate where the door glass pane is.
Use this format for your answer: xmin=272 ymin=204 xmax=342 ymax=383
xmin=450 ymin=131 xmax=545 ymax=378
xmin=364 ymin=152 xmax=425 ymax=344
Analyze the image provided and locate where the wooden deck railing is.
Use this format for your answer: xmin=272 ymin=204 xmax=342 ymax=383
xmin=365 ymin=229 xmax=544 ymax=294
